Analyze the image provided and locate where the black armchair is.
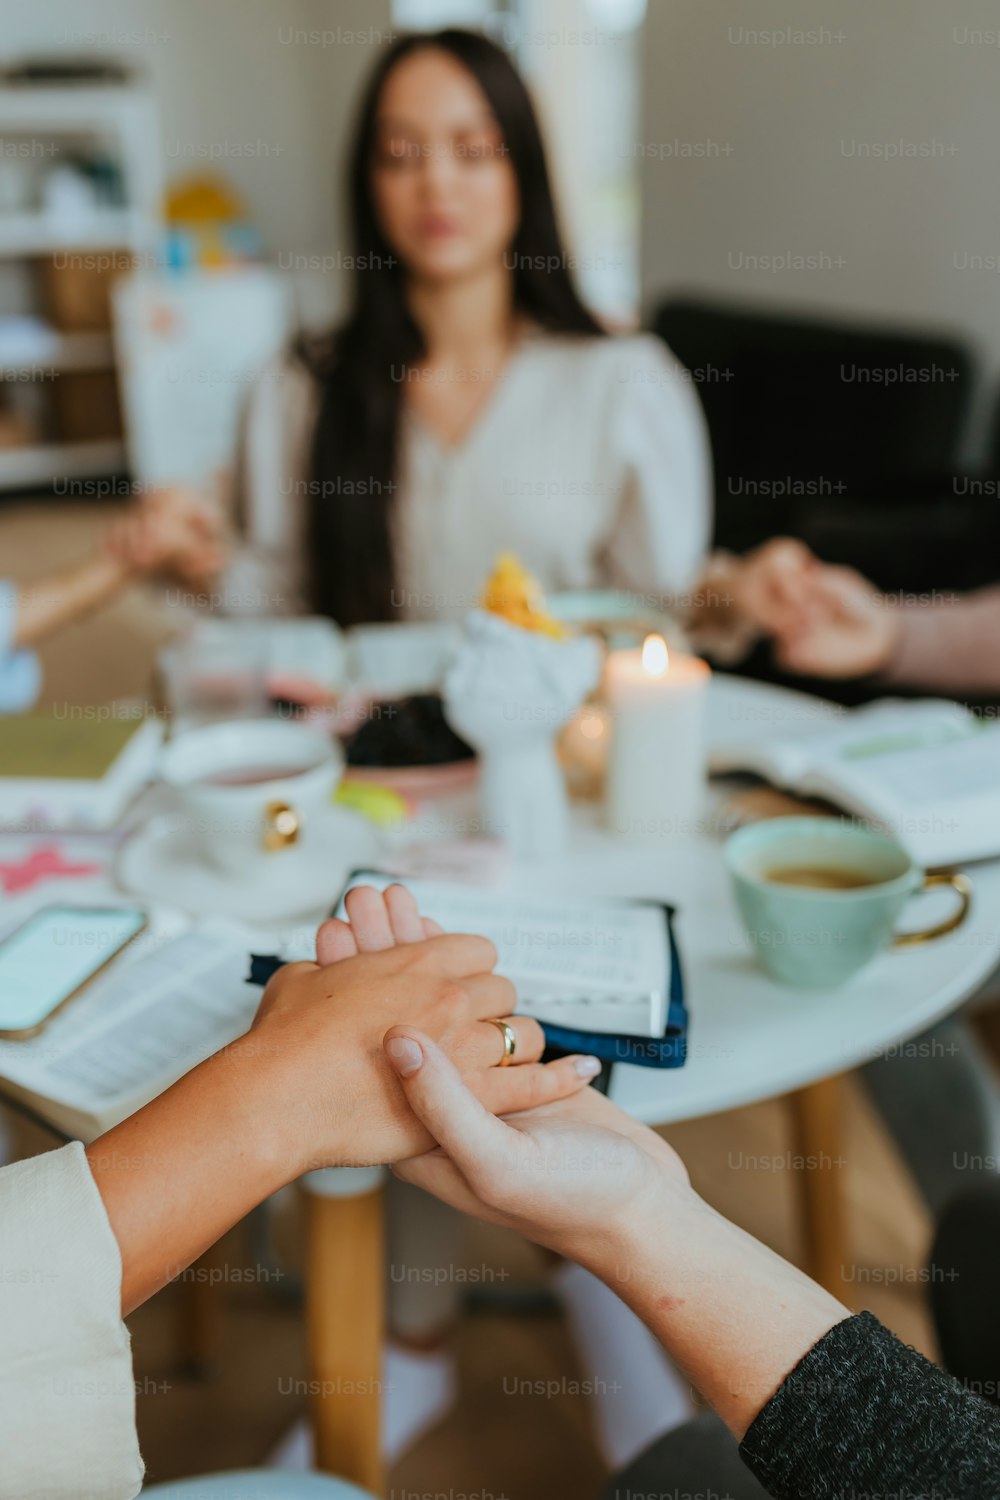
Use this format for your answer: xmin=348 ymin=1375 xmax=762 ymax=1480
xmin=652 ymin=295 xmax=994 ymax=594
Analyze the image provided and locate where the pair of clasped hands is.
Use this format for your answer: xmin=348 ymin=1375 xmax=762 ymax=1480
xmin=252 ymin=883 xmax=687 ymax=1258
xmin=90 ymin=882 xmax=846 ymax=1439
xmin=91 ymin=882 xmax=682 ymax=1321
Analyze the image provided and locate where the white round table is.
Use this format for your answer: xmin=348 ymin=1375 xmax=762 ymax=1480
xmin=540 ymin=678 xmax=1000 ymax=1123
xmin=304 ymin=673 xmax=1000 ymax=1489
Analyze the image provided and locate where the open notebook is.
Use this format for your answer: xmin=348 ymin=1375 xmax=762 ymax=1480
xmin=335 ymin=871 xmax=674 ymax=1035
xmin=711 ymin=698 xmax=1000 ymax=867
xmin=313 ymin=870 xmax=686 ymax=1069
xmin=0 ymin=874 xmax=689 ymax=1142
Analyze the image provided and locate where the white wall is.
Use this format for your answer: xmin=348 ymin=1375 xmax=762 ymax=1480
xmin=639 ymin=0 xmax=1000 ymax=427
xmin=4 ymin=0 xmax=393 ymax=321
xmin=21 ymin=0 xmax=999 ymax=378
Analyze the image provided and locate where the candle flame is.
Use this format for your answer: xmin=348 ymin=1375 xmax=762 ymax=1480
xmin=641 ymin=633 xmax=669 ymax=677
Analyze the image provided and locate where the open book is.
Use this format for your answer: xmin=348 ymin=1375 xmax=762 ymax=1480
xmin=711 ymin=698 xmax=1000 ymax=867
xmin=0 ymin=872 xmax=686 ymax=1143
xmin=336 ymin=871 xmax=673 ymax=1040
xmin=0 ymin=914 xmax=258 ymax=1140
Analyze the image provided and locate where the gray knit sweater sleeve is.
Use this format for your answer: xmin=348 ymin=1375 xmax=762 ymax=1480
xmin=738 ymin=1311 xmax=1000 ymax=1498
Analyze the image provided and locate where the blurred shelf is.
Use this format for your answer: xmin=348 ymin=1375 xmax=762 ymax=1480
xmin=0 ymin=209 xmax=146 ymax=257
xmin=0 ymin=330 xmax=114 ymax=374
xmin=0 ymin=81 xmax=160 ymax=482
xmin=0 ymin=84 xmax=152 ymax=124
xmin=0 ymin=437 xmax=126 ymax=488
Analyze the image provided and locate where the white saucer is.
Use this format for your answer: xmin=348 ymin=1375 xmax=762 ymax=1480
xmin=116 ymin=809 xmax=379 ymax=924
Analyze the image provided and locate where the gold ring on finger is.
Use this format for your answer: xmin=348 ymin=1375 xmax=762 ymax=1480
xmin=484 ymin=1017 xmax=517 ymax=1067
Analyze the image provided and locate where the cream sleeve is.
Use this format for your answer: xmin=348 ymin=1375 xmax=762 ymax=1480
xmin=0 ymin=1142 xmax=143 ymax=1500
xmin=601 ymin=335 xmax=713 ymax=608
xmin=220 ymin=352 xmax=319 ymax=617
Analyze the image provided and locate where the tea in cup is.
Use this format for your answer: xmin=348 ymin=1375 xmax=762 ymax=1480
xmin=725 ymin=817 xmax=970 ymax=989
xmin=159 ymin=718 xmax=342 ymax=877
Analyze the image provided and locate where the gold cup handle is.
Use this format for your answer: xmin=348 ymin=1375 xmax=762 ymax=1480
xmin=892 ymin=871 xmax=972 ymax=948
xmin=263 ymin=800 xmax=301 ymax=852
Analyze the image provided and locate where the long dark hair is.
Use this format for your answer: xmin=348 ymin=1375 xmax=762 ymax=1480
xmin=304 ymin=27 xmax=605 ymax=626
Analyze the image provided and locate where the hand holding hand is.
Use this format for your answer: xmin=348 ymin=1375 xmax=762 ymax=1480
xmin=386 ymin=1024 xmax=688 ymax=1275
xmin=89 ymin=885 xmax=594 ymax=1314
xmin=772 ymin=563 xmax=901 ymax=678
xmin=732 ymin=537 xmax=824 ymax=636
xmin=249 ymin=885 xmax=597 ymax=1174
xmin=384 ymin=1025 xmax=850 ymax=1443
xmin=102 ymin=488 xmax=227 ymax=587
xmin=734 ymin=538 xmax=900 ymax=678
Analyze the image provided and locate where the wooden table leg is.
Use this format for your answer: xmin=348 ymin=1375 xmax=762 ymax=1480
xmin=175 ymin=1239 xmax=225 ymax=1377
xmin=788 ymin=1075 xmax=849 ymax=1297
xmin=302 ymin=1166 xmax=385 ymax=1496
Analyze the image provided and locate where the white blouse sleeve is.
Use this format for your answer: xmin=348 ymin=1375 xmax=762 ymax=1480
xmin=0 ymin=580 xmax=41 ymax=714
xmin=601 ymin=335 xmax=713 ymax=606
xmin=220 ymin=353 xmax=318 ymax=617
xmin=0 ymin=1142 xmax=143 ymax=1500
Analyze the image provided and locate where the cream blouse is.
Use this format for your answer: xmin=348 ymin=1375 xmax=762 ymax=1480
xmin=223 ymin=331 xmax=712 ymax=622
xmin=0 ymin=1143 xmax=143 ymax=1499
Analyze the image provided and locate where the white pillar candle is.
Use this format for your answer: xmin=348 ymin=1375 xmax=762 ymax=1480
xmin=605 ymin=634 xmax=710 ymax=843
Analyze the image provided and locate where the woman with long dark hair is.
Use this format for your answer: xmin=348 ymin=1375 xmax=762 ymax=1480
xmin=155 ymin=29 xmax=709 ymax=1464
xmin=190 ymin=27 xmax=711 ymax=627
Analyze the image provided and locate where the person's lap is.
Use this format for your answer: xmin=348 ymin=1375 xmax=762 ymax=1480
xmin=602 ymin=1411 xmax=770 ymax=1500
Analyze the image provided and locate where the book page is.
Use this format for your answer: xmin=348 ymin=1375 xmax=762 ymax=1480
xmin=711 ymin=697 xmax=971 ymax=785
xmin=830 ymin=725 xmax=1000 ymax=805
xmin=0 ymin=924 xmax=258 ymax=1120
xmin=337 ymin=874 xmax=669 ymax=1037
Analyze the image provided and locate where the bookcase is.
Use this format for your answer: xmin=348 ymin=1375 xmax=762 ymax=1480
xmin=0 ymin=80 xmax=162 ymax=490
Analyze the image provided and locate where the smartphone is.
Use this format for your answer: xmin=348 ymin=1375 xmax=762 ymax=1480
xmin=0 ymin=904 xmax=148 ymax=1040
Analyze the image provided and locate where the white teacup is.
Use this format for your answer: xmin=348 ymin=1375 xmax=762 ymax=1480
xmin=160 ymin=719 xmax=343 ymax=877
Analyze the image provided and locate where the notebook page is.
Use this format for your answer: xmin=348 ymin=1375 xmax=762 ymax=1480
xmin=0 ymin=925 xmax=257 ymax=1116
xmin=337 ymin=874 xmax=668 ymax=1037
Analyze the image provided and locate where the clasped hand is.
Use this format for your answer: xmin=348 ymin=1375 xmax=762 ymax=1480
xmin=248 ymin=884 xmax=600 ymax=1174
xmin=251 ymin=883 xmax=690 ymax=1275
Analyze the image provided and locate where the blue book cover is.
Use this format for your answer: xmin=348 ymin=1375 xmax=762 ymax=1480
xmin=247 ymin=876 xmax=688 ymax=1074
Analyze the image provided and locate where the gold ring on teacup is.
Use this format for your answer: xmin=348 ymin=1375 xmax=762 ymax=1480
xmin=263 ymin=800 xmax=301 ymax=851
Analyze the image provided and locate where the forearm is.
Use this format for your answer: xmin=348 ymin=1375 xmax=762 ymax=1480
xmin=13 ymin=553 xmax=133 ymax=649
xmin=597 ymin=1183 xmax=849 ymax=1438
xmin=884 ymin=586 xmax=1000 ymax=693
xmin=85 ymin=1042 xmax=291 ymax=1315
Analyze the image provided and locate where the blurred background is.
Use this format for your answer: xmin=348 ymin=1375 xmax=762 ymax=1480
xmin=3 ymin=3 xmax=1000 ymax=1492
xmin=4 ymin=0 xmax=1000 ymax=704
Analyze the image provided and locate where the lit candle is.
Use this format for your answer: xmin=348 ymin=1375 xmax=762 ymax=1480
xmin=604 ymin=634 xmax=710 ymax=842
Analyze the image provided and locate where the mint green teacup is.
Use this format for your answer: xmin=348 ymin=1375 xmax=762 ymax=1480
xmin=725 ymin=817 xmax=971 ymax=989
